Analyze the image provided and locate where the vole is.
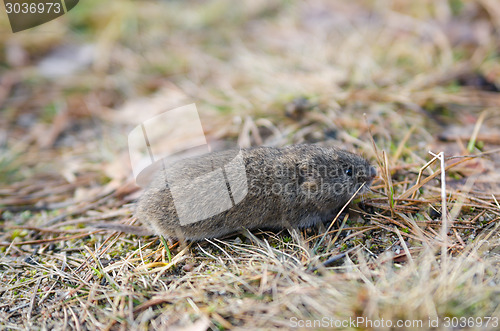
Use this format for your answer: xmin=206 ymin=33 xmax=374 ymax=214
xmin=125 ymin=144 xmax=376 ymax=241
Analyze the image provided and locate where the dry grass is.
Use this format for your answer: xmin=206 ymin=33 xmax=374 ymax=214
xmin=1 ymin=0 xmax=500 ymax=330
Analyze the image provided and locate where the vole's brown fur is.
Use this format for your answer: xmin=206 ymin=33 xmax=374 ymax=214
xmin=135 ymin=145 xmax=375 ymax=241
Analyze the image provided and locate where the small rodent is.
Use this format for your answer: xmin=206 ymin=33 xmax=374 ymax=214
xmin=134 ymin=144 xmax=376 ymax=241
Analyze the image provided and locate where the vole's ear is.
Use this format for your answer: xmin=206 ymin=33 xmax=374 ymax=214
xmin=297 ymin=162 xmax=318 ymax=191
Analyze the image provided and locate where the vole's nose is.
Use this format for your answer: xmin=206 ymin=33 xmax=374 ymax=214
xmin=368 ymin=166 xmax=377 ymax=179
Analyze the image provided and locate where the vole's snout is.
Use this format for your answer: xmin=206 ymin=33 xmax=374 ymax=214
xmin=357 ymin=165 xmax=376 ymax=189
xmin=368 ymin=166 xmax=377 ymax=180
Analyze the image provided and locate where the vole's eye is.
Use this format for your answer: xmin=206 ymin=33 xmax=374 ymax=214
xmin=345 ymin=168 xmax=353 ymax=177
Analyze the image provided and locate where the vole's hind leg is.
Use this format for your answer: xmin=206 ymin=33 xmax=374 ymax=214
xmin=172 ymin=228 xmax=191 ymax=250
xmin=157 ymin=234 xmax=175 ymax=247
